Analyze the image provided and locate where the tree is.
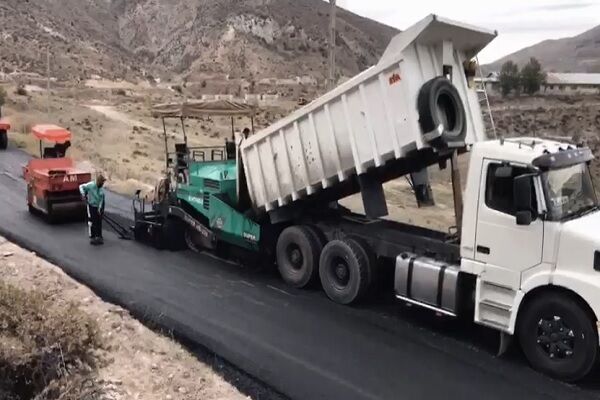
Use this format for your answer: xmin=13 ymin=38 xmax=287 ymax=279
xmin=520 ymin=57 xmax=546 ymax=95
xmin=499 ymin=61 xmax=520 ymax=97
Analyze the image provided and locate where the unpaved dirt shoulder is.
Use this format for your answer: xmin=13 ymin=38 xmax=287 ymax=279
xmin=0 ymin=236 xmax=249 ymax=400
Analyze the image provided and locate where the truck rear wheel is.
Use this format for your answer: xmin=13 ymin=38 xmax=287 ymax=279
xmin=319 ymin=238 xmax=370 ymax=305
xmin=276 ymin=225 xmax=321 ymax=289
xmin=0 ymin=130 xmax=7 ymax=150
xmin=518 ymin=292 xmax=598 ymax=382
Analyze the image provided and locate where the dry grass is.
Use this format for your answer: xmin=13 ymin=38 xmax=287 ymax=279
xmin=0 ymin=283 xmax=103 ymax=400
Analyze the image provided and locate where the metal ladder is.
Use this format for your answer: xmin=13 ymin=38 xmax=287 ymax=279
xmin=475 ymin=56 xmax=497 ymax=139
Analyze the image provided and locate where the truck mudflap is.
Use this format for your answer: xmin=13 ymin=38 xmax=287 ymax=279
xmin=168 ymin=205 xmax=216 ymax=249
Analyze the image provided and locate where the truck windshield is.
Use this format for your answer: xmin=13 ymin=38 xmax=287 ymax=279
xmin=541 ymin=163 xmax=598 ymax=221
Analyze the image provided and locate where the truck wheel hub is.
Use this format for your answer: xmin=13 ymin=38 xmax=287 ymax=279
xmin=536 ymin=316 xmax=575 ymax=359
xmin=287 ymin=246 xmax=303 ymax=270
xmin=334 ymin=262 xmax=349 ymax=284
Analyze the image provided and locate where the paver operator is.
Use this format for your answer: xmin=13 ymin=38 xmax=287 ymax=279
xmin=79 ymin=174 xmax=106 ymax=245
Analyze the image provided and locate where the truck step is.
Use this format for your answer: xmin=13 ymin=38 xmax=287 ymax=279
xmin=478 ymin=317 xmax=510 ymax=331
xmin=476 ymin=280 xmax=517 ymax=332
xmin=479 ymin=298 xmax=512 ymax=312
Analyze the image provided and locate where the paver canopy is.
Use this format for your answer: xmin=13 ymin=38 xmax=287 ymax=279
xmin=152 ymin=100 xmax=256 ymax=118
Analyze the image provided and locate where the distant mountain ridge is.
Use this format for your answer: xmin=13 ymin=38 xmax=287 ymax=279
xmin=487 ymin=24 xmax=600 ymax=73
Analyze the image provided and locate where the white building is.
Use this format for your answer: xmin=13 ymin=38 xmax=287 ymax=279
xmin=543 ymin=73 xmax=600 ymax=95
xmin=474 ymin=71 xmax=499 ymax=94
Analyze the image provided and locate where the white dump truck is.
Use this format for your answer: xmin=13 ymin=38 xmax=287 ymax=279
xmin=138 ymin=14 xmax=600 ymax=381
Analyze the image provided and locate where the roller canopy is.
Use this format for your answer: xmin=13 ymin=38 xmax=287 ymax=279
xmin=32 ymin=124 xmax=71 ymax=143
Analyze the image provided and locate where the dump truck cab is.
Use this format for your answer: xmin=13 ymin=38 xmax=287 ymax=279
xmin=462 ymin=138 xmax=599 ymax=316
xmin=453 ymin=138 xmax=599 ymax=380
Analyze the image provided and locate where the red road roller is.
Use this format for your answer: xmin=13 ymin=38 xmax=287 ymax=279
xmin=23 ymin=125 xmax=91 ymax=222
xmin=0 ymin=118 xmax=10 ymax=150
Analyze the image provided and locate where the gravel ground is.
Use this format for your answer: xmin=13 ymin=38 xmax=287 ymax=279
xmin=0 ymin=236 xmax=254 ymax=400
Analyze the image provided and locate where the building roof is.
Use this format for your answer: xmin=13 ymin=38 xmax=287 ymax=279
xmin=545 ymin=73 xmax=600 ymax=86
xmin=474 ymin=71 xmax=499 ymax=83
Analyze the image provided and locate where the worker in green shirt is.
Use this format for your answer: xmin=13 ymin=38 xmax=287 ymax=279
xmin=79 ymin=174 xmax=106 ymax=245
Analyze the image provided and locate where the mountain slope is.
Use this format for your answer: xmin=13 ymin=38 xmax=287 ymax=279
xmin=0 ymin=0 xmax=398 ymax=82
xmin=488 ymin=24 xmax=600 ymax=73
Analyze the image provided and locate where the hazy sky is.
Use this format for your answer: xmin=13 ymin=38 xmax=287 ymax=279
xmin=334 ymin=0 xmax=600 ymax=63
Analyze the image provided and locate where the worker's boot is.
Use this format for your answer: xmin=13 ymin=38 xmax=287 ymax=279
xmin=98 ymin=237 xmax=104 ymax=245
xmin=90 ymin=237 xmax=99 ymax=245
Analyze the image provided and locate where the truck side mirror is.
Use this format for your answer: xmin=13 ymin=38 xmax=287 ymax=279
xmin=514 ymin=174 xmax=535 ymax=226
xmin=516 ymin=210 xmax=533 ymax=226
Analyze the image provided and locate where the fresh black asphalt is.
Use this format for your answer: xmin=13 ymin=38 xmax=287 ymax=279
xmin=1 ymin=146 xmax=599 ymax=400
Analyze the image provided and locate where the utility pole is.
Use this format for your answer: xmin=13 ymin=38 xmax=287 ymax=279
xmin=328 ymin=0 xmax=337 ymax=90
xmin=46 ymin=49 xmax=50 ymax=116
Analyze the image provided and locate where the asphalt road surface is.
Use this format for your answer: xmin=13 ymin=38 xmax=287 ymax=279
xmin=1 ymin=146 xmax=599 ymax=400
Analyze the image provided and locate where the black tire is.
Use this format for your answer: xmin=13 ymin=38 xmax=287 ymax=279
xmin=0 ymin=130 xmax=7 ymax=150
xmin=276 ymin=225 xmax=321 ymax=289
xmin=518 ymin=292 xmax=598 ymax=382
xmin=304 ymin=225 xmax=326 ymax=254
xmin=319 ymin=238 xmax=370 ymax=305
xmin=417 ymin=76 xmax=467 ymax=148
xmin=150 ymin=226 xmax=166 ymax=250
xmin=345 ymin=235 xmax=377 ymax=287
xmin=184 ymin=227 xmax=203 ymax=253
xmin=46 ymin=203 xmax=58 ymax=225
xmin=133 ymin=220 xmax=148 ymax=242
xmin=163 ymin=218 xmax=186 ymax=251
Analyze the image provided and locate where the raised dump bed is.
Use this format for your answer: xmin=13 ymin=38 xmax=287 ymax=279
xmin=240 ymin=14 xmax=497 ymax=214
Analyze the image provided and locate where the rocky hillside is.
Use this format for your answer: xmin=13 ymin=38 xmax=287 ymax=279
xmin=488 ymin=24 xmax=600 ymax=73
xmin=0 ymin=0 xmax=397 ymax=82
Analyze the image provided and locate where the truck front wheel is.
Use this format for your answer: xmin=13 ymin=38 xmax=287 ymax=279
xmin=518 ymin=292 xmax=598 ymax=382
xmin=276 ymin=226 xmax=321 ymax=288
xmin=319 ymin=239 xmax=370 ymax=305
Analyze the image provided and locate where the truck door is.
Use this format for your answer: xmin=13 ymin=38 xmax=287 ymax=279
xmin=474 ymin=160 xmax=543 ymax=275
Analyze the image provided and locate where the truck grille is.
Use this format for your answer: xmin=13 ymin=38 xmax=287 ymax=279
xmin=204 ymin=179 xmax=220 ymax=190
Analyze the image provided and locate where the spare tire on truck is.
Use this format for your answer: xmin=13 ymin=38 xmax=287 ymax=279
xmin=417 ymin=76 xmax=467 ymax=148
